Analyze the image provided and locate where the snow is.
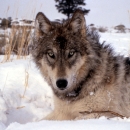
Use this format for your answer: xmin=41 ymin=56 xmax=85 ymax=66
xmin=0 ymin=57 xmax=53 ymax=126
xmin=0 ymin=31 xmax=130 ymax=130
xmin=5 ymin=119 xmax=130 ymax=130
xmin=0 ymin=122 xmax=6 ymax=130
xmin=100 ymin=32 xmax=130 ymax=56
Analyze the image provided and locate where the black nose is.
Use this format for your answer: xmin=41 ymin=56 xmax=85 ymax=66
xmin=56 ymin=79 xmax=68 ymax=90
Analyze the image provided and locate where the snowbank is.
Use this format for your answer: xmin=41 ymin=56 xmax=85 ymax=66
xmin=5 ymin=119 xmax=130 ymax=130
xmin=0 ymin=57 xmax=53 ymax=126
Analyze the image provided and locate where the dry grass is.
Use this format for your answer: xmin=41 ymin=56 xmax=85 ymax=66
xmin=0 ymin=25 xmax=33 ymax=62
xmin=0 ymin=2 xmax=36 ymax=62
xmin=22 ymin=69 xmax=29 ymax=98
xmin=98 ymin=26 xmax=108 ymax=33
xmin=114 ymin=24 xmax=126 ymax=33
xmin=90 ymin=26 xmax=97 ymax=32
xmin=11 ymin=26 xmax=32 ymax=56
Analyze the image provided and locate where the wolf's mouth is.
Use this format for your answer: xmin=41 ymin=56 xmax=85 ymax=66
xmin=66 ymin=86 xmax=81 ymax=97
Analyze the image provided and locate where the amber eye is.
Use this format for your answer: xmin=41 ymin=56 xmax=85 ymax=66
xmin=68 ymin=50 xmax=75 ymax=58
xmin=47 ymin=50 xmax=55 ymax=59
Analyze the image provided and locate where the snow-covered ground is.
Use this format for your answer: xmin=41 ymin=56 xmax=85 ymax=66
xmin=100 ymin=32 xmax=130 ymax=56
xmin=0 ymin=31 xmax=130 ymax=130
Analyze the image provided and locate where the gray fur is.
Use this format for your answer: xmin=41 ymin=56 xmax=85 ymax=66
xmin=32 ymin=10 xmax=130 ymax=120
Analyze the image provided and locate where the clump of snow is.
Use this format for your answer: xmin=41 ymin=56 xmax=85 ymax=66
xmin=89 ymin=92 xmax=94 ymax=96
xmin=0 ymin=57 xmax=53 ymax=126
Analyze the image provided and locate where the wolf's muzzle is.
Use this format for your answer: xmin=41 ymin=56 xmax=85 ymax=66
xmin=56 ymin=79 xmax=68 ymax=90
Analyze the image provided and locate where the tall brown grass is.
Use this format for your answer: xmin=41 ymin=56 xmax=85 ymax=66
xmin=0 ymin=25 xmax=33 ymax=62
xmin=0 ymin=2 xmax=46 ymax=63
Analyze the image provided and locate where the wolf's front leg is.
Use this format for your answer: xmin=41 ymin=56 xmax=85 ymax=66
xmin=44 ymin=111 xmax=57 ymax=120
xmin=44 ymin=111 xmax=75 ymax=120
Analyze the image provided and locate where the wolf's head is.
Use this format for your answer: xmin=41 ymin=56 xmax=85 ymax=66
xmin=33 ymin=10 xmax=98 ymax=100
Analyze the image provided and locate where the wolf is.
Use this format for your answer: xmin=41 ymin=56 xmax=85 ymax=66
xmin=32 ymin=9 xmax=130 ymax=120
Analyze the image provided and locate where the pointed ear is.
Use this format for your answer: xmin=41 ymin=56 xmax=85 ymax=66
xmin=68 ymin=9 xmax=86 ymax=37
xmin=34 ymin=12 xmax=52 ymax=38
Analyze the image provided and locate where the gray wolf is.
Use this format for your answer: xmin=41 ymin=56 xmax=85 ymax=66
xmin=32 ymin=9 xmax=130 ymax=120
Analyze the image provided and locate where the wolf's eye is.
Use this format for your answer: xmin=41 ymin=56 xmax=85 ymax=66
xmin=47 ymin=51 xmax=55 ymax=59
xmin=68 ymin=50 xmax=75 ymax=58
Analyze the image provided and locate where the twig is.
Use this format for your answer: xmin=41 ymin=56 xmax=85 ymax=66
xmin=22 ymin=69 xmax=29 ymax=98
xmin=79 ymin=110 xmax=125 ymax=119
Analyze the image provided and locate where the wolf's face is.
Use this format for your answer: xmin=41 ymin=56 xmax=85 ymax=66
xmin=33 ymin=10 xmax=91 ymax=99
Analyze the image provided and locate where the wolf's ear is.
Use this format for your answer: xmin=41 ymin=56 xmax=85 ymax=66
xmin=68 ymin=9 xmax=86 ymax=37
xmin=34 ymin=12 xmax=52 ymax=38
